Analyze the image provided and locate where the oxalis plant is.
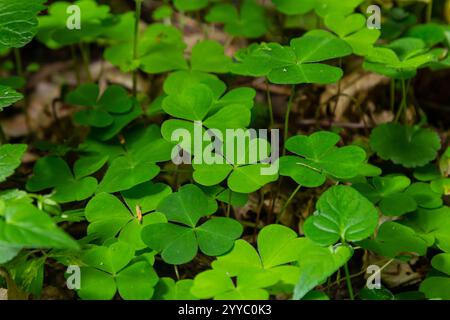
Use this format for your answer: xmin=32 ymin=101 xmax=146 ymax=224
xmin=0 ymin=0 xmax=449 ymax=302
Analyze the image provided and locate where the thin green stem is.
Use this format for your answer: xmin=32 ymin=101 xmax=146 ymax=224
xmin=426 ymin=0 xmax=433 ymax=22
xmin=390 ymin=79 xmax=395 ymax=112
xmin=0 ymin=124 xmax=6 ymax=145
xmin=226 ymin=190 xmax=232 ymax=217
xmin=14 ymin=48 xmax=23 ymax=76
xmin=70 ymin=45 xmax=81 ymax=85
xmin=79 ymin=43 xmax=93 ymax=82
xmin=265 ymin=79 xmax=274 ymax=128
xmin=283 ymin=85 xmax=296 ymax=154
xmin=174 ymin=265 xmax=180 ymax=280
xmin=344 ymin=261 xmax=355 ymax=300
xmin=395 ymin=79 xmax=407 ymax=122
xmin=276 ymin=184 xmax=301 ymax=223
xmin=133 ymin=0 xmax=142 ymax=97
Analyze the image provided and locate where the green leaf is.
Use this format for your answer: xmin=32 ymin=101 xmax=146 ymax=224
xmin=314 ymin=0 xmax=363 ymax=17
xmin=272 ymin=0 xmax=315 ymax=15
xmin=116 ymin=261 xmax=159 ymax=300
xmin=85 ymin=185 xmax=169 ymax=248
xmin=97 ymin=125 xmax=173 ymax=193
xmin=293 ymin=239 xmax=353 ymax=300
xmin=0 ymin=86 xmax=23 ymax=110
xmin=420 ymin=253 xmax=450 ymax=300
xmin=403 ymin=206 xmax=450 ymax=253
xmin=370 ymin=123 xmax=441 ymax=168
xmin=190 ymin=40 xmax=231 ymax=73
xmin=212 ymin=225 xmax=303 ymax=286
xmin=37 ymin=0 xmax=112 ymax=49
xmin=0 ymin=144 xmax=26 ymax=183
xmin=206 ymin=0 xmax=268 ymax=39
xmin=304 ymin=185 xmax=378 ymax=246
xmin=0 ymin=201 xmax=79 ymax=250
xmin=325 ymin=13 xmax=380 ymax=55
xmin=407 ymin=23 xmax=446 ymax=47
xmin=77 ymin=241 xmax=158 ymax=300
xmin=153 ymin=278 xmax=198 ymax=300
xmin=364 ymin=38 xmax=443 ymax=79
xmin=66 ymin=84 xmax=133 ymax=128
xmin=266 ymin=31 xmax=352 ymax=84
xmin=0 ymin=0 xmax=46 ymax=48
xmin=26 ymin=156 xmax=97 ymax=203
xmin=359 ymin=222 xmax=428 ymax=258
xmin=353 ymin=175 xmax=417 ymax=216
xmin=420 ymin=277 xmax=450 ymax=300
xmin=191 ymin=269 xmax=270 ymax=300
xmin=104 ymin=23 xmax=187 ymax=74
xmin=280 ymin=131 xmax=367 ymax=187
xmin=173 ymin=0 xmax=208 ymax=11
xmin=193 ymin=138 xmax=278 ymax=193
xmin=142 ymin=185 xmax=243 ymax=265
xmin=405 ymin=182 xmax=443 ymax=209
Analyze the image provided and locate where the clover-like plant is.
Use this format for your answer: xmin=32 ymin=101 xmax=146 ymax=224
xmin=325 ymin=13 xmax=381 ymax=55
xmin=26 ymin=156 xmax=98 ymax=203
xmin=403 ymin=206 xmax=450 ymax=253
xmin=353 ymin=175 xmax=417 ymax=216
xmin=85 ymin=182 xmax=171 ymax=249
xmin=193 ymin=137 xmax=278 ymax=193
xmin=141 ymin=184 xmax=243 ymax=265
xmin=37 ymin=0 xmax=112 ymax=49
xmin=66 ymin=84 xmax=133 ymax=128
xmin=280 ymin=131 xmax=370 ymax=188
xmin=358 ymin=221 xmax=428 ymax=259
xmin=105 ymin=23 xmax=186 ymax=74
xmin=233 ymin=31 xmax=352 ymax=85
xmin=95 ymin=125 xmax=174 ymax=193
xmin=272 ymin=0 xmax=363 ymax=18
xmin=363 ymin=37 xmax=444 ymax=79
xmin=206 ymin=0 xmax=268 ymax=39
xmin=420 ymin=253 xmax=450 ymax=300
xmin=75 ymin=241 xmax=158 ymax=300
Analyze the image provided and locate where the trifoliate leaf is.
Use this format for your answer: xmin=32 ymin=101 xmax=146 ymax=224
xmin=266 ymin=31 xmax=352 ymax=84
xmin=403 ymin=206 xmax=450 ymax=253
xmin=77 ymin=242 xmax=158 ymax=300
xmin=26 ymin=156 xmax=97 ymax=203
xmin=141 ymin=184 xmax=243 ymax=265
xmin=280 ymin=131 xmax=367 ymax=187
xmin=153 ymin=278 xmax=198 ymax=300
xmin=359 ymin=222 xmax=428 ymax=258
xmin=353 ymin=175 xmax=417 ymax=216
xmin=66 ymin=84 xmax=133 ymax=127
xmin=85 ymin=183 xmax=170 ymax=248
xmin=206 ymin=0 xmax=268 ymax=39
xmin=325 ymin=13 xmax=380 ymax=55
